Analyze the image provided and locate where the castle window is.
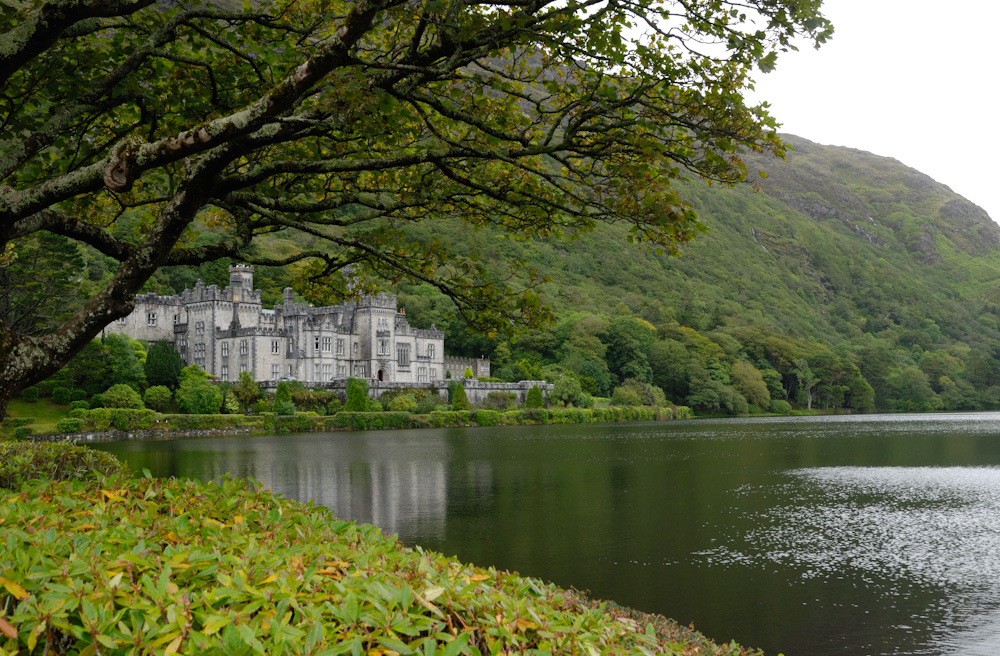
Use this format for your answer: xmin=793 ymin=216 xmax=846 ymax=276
xmin=287 ymin=365 xmax=294 ymax=377
xmin=240 ymin=364 xmax=248 ymax=373
xmin=195 ymin=321 xmax=204 ymax=336
xmin=323 ymin=364 xmax=332 ymax=378
xmin=322 ymin=337 xmax=332 ymax=352
xmin=417 ymin=367 xmax=428 ymax=383
xmin=272 ymin=364 xmax=280 ymax=379
xmin=430 ymin=368 xmax=437 ymax=380
xmin=147 ymin=312 xmax=157 ymax=327
xmin=314 ymin=363 xmax=321 ymax=380
xmin=118 ymin=317 xmax=127 ymax=324
xmin=221 ymin=365 xmax=229 ymax=381
xmin=353 ymin=342 xmax=358 ymax=354
xmin=336 ymin=364 xmax=346 ymax=376
xmin=221 ymin=342 xmax=229 ymax=357
xmin=353 ymin=363 xmax=366 ymax=376
xmin=240 ymin=339 xmax=248 ymax=355
xmin=397 ymin=344 xmax=410 ymax=367
xmin=272 ymin=340 xmax=280 ymax=354
xmin=427 ymin=344 xmax=435 ymax=359
xmin=378 ymin=338 xmax=390 ymax=356
xmin=173 ymin=314 xmax=179 ymax=324
xmin=336 ymin=338 xmax=345 ymax=355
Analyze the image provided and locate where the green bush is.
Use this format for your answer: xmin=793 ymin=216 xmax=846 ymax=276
xmin=344 ymin=377 xmax=371 ymax=412
xmin=0 ymin=442 xmax=128 ymax=489
xmin=55 ymin=417 xmax=84 ymax=433
xmin=12 ymin=426 xmax=30 ymax=440
xmin=274 ymin=399 xmax=296 ymax=416
xmin=525 ymin=385 xmax=544 ymax=408
xmin=51 ymin=386 xmax=72 ymax=405
xmin=770 ymin=399 xmax=793 ymax=414
xmin=103 ymin=383 xmax=145 ymax=409
xmin=176 ymin=377 xmax=222 ymax=414
xmin=89 ymin=393 xmax=104 ymax=408
xmin=143 ymin=385 xmax=174 ymax=412
xmin=2 ymin=417 xmax=35 ymax=428
xmin=451 ymin=383 xmax=469 ymax=411
xmin=387 ymin=393 xmax=417 ymax=412
xmin=20 ymin=386 xmax=39 ymax=402
xmin=474 ymin=409 xmax=500 ymax=426
xmin=68 ymin=400 xmax=90 ymax=411
xmin=71 ymin=388 xmax=88 ymax=402
xmin=325 ymin=398 xmax=343 ymax=415
xmin=84 ymin=408 xmax=156 ymax=431
xmin=159 ymin=414 xmax=271 ymax=431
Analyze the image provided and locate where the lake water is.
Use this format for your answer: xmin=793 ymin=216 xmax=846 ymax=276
xmin=94 ymin=413 xmax=1000 ymax=656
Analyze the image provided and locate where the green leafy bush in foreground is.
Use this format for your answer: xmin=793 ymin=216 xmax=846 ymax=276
xmin=0 ymin=441 xmax=128 ymax=489
xmin=0 ymin=472 xmax=758 ymax=656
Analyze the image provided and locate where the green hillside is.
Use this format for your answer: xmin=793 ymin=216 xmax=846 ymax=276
xmin=391 ymin=135 xmax=1000 ymax=413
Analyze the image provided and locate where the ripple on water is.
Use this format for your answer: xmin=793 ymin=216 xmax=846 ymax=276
xmin=697 ymin=466 xmax=1000 ymax=654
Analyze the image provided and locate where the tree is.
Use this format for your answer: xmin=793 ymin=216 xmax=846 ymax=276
xmin=143 ymin=385 xmax=173 ymax=412
xmin=176 ymin=375 xmax=222 ymax=415
xmin=344 ymin=377 xmax=371 ymax=412
xmin=273 ymin=380 xmax=295 ymax=416
xmin=0 ymin=0 xmax=830 ymax=415
xmin=233 ymin=370 xmax=262 ymax=413
xmin=451 ymin=383 xmax=469 ymax=411
xmin=525 ymin=386 xmax=545 ymax=409
xmin=791 ymin=358 xmax=819 ymax=410
xmin=102 ymin=383 xmax=145 ymax=409
xmin=145 ymin=340 xmax=183 ymax=389
xmin=730 ymin=360 xmax=771 ymax=408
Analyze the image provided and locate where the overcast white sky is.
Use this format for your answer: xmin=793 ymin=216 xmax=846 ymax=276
xmin=747 ymin=0 xmax=1000 ymax=223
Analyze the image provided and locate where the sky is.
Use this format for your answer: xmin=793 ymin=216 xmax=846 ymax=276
xmin=746 ymin=0 xmax=1000 ymax=223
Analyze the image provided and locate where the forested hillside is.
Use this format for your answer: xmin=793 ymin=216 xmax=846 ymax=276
xmin=394 ymin=135 xmax=1000 ymax=413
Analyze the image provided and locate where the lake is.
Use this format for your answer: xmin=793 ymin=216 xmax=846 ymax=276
xmin=94 ymin=413 xmax=1000 ymax=656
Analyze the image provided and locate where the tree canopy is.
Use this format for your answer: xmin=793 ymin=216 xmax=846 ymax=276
xmin=0 ymin=0 xmax=830 ymax=413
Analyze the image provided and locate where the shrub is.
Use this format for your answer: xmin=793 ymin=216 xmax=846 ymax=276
xmin=20 ymin=386 xmax=39 ymax=402
xmin=770 ymin=399 xmax=793 ymax=414
xmin=463 ymin=366 xmax=474 ymax=378
xmin=274 ymin=399 xmax=296 ymax=416
xmin=525 ymin=385 xmax=544 ymax=408
xmin=12 ymin=426 xmax=30 ymax=440
xmin=176 ymin=377 xmax=222 ymax=414
xmin=0 ymin=442 xmax=128 ymax=489
xmin=51 ymin=386 xmax=72 ymax=405
xmin=89 ymin=393 xmax=105 ymax=408
xmin=71 ymin=388 xmax=88 ymax=402
xmin=325 ymin=397 xmax=343 ymax=415
xmin=482 ymin=391 xmax=516 ymax=411
xmin=103 ymin=383 xmax=145 ymax=409
xmin=69 ymin=400 xmax=90 ymax=411
xmin=388 ymin=393 xmax=417 ymax=412
xmin=611 ymin=384 xmax=643 ymax=407
xmin=143 ymin=385 xmax=174 ymax=412
xmin=451 ymin=383 xmax=469 ymax=410
xmin=415 ymin=394 xmax=444 ymax=414
xmin=55 ymin=417 xmax=84 ymax=433
xmin=474 ymin=409 xmax=500 ymax=426
xmin=344 ymin=377 xmax=371 ymax=412
xmin=84 ymin=408 xmax=156 ymax=431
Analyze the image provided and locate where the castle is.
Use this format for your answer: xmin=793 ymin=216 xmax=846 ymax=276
xmin=104 ymin=265 xmax=463 ymax=384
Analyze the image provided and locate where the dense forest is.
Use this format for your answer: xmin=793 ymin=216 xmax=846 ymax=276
xmin=7 ymin=135 xmax=1000 ymax=414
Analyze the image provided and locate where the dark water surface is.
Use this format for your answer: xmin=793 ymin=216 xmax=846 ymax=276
xmin=95 ymin=413 xmax=1000 ymax=656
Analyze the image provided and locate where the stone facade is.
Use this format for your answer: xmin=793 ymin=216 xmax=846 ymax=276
xmin=104 ymin=265 xmax=448 ymax=384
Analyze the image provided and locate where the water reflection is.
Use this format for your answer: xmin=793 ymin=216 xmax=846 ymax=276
xmin=104 ymin=431 xmax=460 ymax=539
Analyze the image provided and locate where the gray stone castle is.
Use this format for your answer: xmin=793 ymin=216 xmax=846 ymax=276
xmin=104 ymin=265 xmax=459 ymax=384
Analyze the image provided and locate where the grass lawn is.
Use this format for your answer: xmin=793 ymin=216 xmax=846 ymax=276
xmin=3 ymin=398 xmax=71 ymax=435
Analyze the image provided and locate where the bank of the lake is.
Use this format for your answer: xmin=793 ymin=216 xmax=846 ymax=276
xmin=0 ymin=441 xmax=760 ymax=656
xmin=6 ymin=404 xmax=693 ymax=442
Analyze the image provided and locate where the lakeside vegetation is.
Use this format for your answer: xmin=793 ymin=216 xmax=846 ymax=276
xmin=0 ymin=442 xmax=763 ymax=656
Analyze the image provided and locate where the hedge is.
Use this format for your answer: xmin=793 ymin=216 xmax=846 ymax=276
xmin=83 ymin=408 xmax=157 ymax=431
xmin=54 ymin=417 xmax=84 ymax=433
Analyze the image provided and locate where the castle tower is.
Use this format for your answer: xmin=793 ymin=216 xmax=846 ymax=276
xmin=229 ymin=265 xmax=254 ymax=300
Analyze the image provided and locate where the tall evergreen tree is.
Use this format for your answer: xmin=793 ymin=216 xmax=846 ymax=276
xmin=145 ymin=340 xmax=183 ymax=389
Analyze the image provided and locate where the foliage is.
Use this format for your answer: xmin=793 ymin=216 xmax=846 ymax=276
xmin=58 ymin=334 xmax=147 ymax=398
xmin=83 ymin=408 xmax=156 ymax=431
xmin=0 ymin=442 xmax=127 ymax=489
xmin=19 ymin=387 xmax=38 ymax=403
xmin=525 ymin=386 xmax=545 ymax=409
xmin=144 ymin=340 xmax=183 ymax=389
xmin=463 ymin=367 xmax=474 ymax=379
xmin=550 ymin=375 xmax=584 ymax=407
xmin=770 ymin=399 xmax=793 ymax=414
xmin=142 ymin=386 xmax=174 ymax=413
xmin=68 ymin=400 xmax=89 ymax=412
xmin=51 ymin=386 xmax=70 ymax=405
xmin=387 ymin=393 xmax=417 ymax=413
xmin=101 ymin=383 xmax=145 ymax=409
xmin=451 ymin=384 xmax=469 ymax=411
xmin=481 ymin=391 xmax=516 ymax=411
xmin=176 ymin=377 xmax=222 ymax=415
xmin=344 ymin=378 xmax=371 ymax=413
xmin=55 ymin=417 xmax=83 ymax=433
xmin=233 ymin=371 xmax=263 ymax=413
